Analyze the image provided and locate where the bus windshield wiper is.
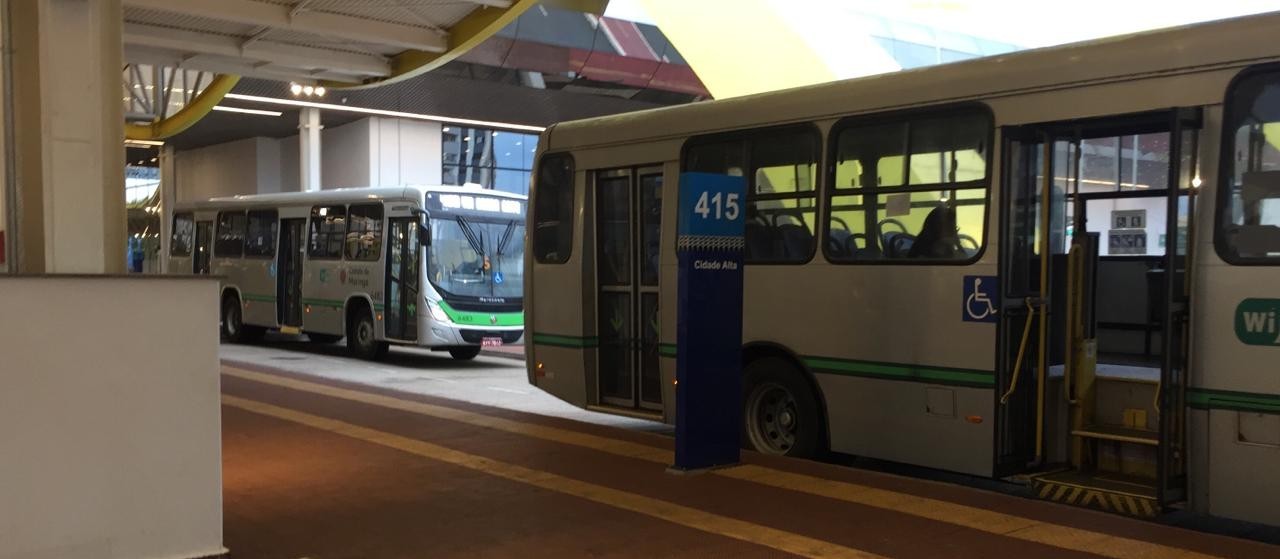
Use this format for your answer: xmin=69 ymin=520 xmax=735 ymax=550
xmin=455 ymin=215 xmax=485 ymax=257
xmin=496 ymin=220 xmax=517 ymax=255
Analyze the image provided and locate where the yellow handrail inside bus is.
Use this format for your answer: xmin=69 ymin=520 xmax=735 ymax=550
xmin=1000 ymin=298 xmax=1038 ymax=405
xmin=1064 ymin=245 xmax=1082 ymax=405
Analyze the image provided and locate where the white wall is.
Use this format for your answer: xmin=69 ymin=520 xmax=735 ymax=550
xmin=174 ymin=137 xmax=278 ymax=202
xmin=321 ymin=119 xmax=372 ymax=189
xmin=0 ymin=276 xmax=225 ymax=559
xmin=174 ymin=115 xmax=448 ymax=201
xmin=370 ymin=117 xmax=442 ymax=187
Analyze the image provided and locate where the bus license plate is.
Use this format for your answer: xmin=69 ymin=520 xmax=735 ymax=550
xmin=481 ymin=337 xmax=504 ymax=347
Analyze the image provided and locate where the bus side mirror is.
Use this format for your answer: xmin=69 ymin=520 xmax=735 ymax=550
xmin=417 ymin=210 xmax=431 ymax=246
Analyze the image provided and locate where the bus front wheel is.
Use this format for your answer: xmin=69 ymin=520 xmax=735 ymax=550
xmin=346 ymin=307 xmax=388 ymax=361
xmin=742 ymin=357 xmax=822 ymax=458
xmin=448 ymin=346 xmax=482 ymax=360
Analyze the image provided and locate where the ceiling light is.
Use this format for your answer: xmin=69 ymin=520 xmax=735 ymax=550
xmin=290 ymin=82 xmax=303 ymax=95
xmin=224 ymin=93 xmax=546 ymax=133
xmin=302 ymin=85 xmax=315 ymax=96
xmin=212 ymin=105 xmax=283 ymax=117
xmin=314 ymin=86 xmax=326 ymax=97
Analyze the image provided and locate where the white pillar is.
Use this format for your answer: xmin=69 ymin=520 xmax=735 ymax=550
xmin=10 ymin=0 xmax=126 ymax=273
xmin=299 ymin=106 xmax=323 ymax=192
xmin=158 ymin=145 xmax=176 ymax=273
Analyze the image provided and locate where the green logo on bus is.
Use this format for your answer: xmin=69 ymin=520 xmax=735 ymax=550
xmin=1235 ymin=298 xmax=1280 ymax=346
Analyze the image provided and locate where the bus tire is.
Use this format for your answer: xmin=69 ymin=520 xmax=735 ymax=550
xmin=307 ymin=333 xmax=342 ymax=344
xmin=742 ymin=357 xmax=822 ymax=458
xmin=449 ymin=346 xmax=482 ymax=360
xmin=221 ymin=294 xmax=264 ymax=344
xmin=346 ymin=306 xmax=388 ymax=361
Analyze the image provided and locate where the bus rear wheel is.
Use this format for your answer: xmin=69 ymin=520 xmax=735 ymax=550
xmin=448 ymin=346 xmax=482 ymax=360
xmin=742 ymin=357 xmax=822 ymax=458
xmin=346 ymin=307 xmax=388 ymax=361
xmin=221 ymin=295 xmax=264 ymax=344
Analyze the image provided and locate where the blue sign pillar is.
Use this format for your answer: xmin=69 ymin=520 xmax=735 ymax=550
xmin=672 ymin=172 xmax=746 ymax=471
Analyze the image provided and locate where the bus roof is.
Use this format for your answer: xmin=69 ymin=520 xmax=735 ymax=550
xmin=180 ymin=184 xmax=525 ymax=211
xmin=546 ymin=10 xmax=1280 ymax=150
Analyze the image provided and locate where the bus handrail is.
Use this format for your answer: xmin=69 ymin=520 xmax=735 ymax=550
xmin=999 ymin=297 xmax=1039 ymax=405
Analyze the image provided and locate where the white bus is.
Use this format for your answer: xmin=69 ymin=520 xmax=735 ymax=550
xmin=525 ymin=13 xmax=1280 ymax=526
xmin=171 ymin=185 xmax=526 ymax=360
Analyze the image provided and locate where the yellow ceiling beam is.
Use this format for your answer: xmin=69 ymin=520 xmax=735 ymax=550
xmin=124 ymin=74 xmax=241 ymax=141
xmin=324 ymin=0 xmax=611 ymax=90
xmin=637 ymin=0 xmax=834 ymax=99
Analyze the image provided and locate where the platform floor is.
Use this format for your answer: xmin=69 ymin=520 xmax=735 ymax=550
xmin=221 ymin=362 xmax=1279 ymax=558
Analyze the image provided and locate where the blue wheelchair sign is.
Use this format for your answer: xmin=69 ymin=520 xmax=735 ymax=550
xmin=493 ymin=271 xmax=504 ymax=285
xmin=963 ymin=275 xmax=999 ymax=323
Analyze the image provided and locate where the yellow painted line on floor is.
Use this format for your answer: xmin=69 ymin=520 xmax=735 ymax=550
xmin=223 ymin=394 xmax=881 ymax=559
xmin=223 ymin=367 xmax=1223 ymax=559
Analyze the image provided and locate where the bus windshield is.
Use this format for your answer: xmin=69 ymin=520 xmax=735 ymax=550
xmin=428 ymin=214 xmax=525 ymax=300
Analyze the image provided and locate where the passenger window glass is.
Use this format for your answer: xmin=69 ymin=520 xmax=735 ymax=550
xmin=214 ymin=211 xmax=246 ymax=257
xmin=171 ymin=212 xmax=194 ymax=257
xmin=828 ymin=110 xmax=990 ymax=262
xmin=684 ymin=131 xmax=818 ymax=263
xmin=1219 ymin=68 xmax=1280 ymax=262
xmin=533 ymin=154 xmax=575 ymax=263
xmin=346 ymin=204 xmax=384 ymax=261
xmin=309 ymin=205 xmax=347 ymax=259
xmin=245 ymin=210 xmax=278 ymax=257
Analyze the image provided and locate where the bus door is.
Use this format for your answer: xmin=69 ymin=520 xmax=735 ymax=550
xmin=1000 ymin=109 xmax=1199 ymax=512
xmin=193 ymin=220 xmax=213 ymax=274
xmin=277 ymin=218 xmax=306 ymax=327
xmin=594 ymin=166 xmax=664 ymax=411
xmin=385 ymin=213 xmax=421 ymax=341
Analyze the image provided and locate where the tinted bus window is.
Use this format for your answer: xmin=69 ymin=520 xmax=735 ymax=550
xmin=533 ymin=154 xmax=574 ymax=263
xmin=683 ymin=129 xmax=819 ymax=263
xmin=215 ymin=211 xmax=246 ymax=257
xmin=1218 ymin=66 xmax=1280 ymax=263
xmin=346 ymin=203 xmax=384 ymax=261
xmin=171 ymin=212 xmax=194 ymax=256
xmin=245 ymin=210 xmax=278 ymax=257
xmin=309 ymin=205 xmax=346 ymax=259
xmin=827 ymin=109 xmax=990 ymax=262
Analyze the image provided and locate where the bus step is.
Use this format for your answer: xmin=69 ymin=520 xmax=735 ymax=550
xmin=1029 ymin=470 xmax=1158 ymax=518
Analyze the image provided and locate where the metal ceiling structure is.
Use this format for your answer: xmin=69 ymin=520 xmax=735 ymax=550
xmin=122 ymin=0 xmax=608 ymax=140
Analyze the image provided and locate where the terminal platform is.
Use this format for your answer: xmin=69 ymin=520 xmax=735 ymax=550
xmin=221 ymin=363 xmax=1279 ymax=558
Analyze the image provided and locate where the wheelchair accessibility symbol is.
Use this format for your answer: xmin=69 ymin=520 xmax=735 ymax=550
xmin=963 ymin=275 xmax=999 ymax=323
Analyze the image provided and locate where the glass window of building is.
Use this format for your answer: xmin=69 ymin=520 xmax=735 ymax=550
xmin=442 ymin=126 xmax=539 ymax=196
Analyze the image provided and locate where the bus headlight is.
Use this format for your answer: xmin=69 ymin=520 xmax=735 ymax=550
xmin=429 ymin=301 xmax=450 ymax=322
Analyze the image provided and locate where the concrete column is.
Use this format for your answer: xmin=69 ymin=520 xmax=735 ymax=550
xmin=9 ymin=0 xmax=126 ymax=273
xmin=158 ymin=144 xmax=176 ymax=273
xmin=299 ymin=107 xmax=323 ymax=192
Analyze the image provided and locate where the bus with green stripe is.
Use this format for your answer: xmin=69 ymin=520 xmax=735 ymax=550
xmin=526 ymin=13 xmax=1280 ymax=528
xmin=169 ymin=185 xmax=526 ymax=360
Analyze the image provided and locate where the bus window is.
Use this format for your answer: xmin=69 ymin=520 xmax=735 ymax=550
xmin=346 ymin=204 xmax=384 ymax=261
xmin=309 ymin=205 xmax=346 ymax=259
xmin=1218 ymin=66 xmax=1280 ymax=263
xmin=171 ymin=212 xmax=194 ymax=257
xmin=214 ymin=211 xmax=246 ymax=257
xmin=749 ymin=131 xmax=818 ymax=262
xmin=683 ymin=128 xmax=819 ymax=263
xmin=245 ymin=210 xmax=278 ymax=258
xmin=827 ymin=109 xmax=990 ymax=262
xmin=533 ymin=154 xmax=574 ymax=263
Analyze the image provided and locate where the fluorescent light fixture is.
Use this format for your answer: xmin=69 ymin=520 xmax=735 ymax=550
xmin=213 ymin=105 xmax=283 ymax=117
xmin=224 ymin=93 xmax=546 ymax=133
xmin=124 ymin=139 xmax=165 ymax=147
